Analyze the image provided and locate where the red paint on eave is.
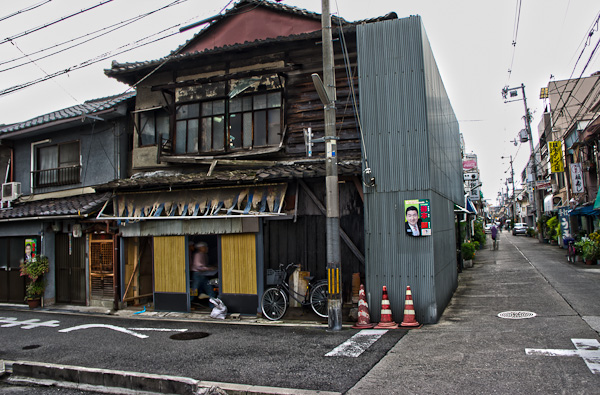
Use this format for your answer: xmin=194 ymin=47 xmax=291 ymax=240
xmin=182 ymin=7 xmax=322 ymax=54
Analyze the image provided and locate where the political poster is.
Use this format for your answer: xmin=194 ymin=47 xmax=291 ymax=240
xmin=404 ymin=199 xmax=431 ymax=237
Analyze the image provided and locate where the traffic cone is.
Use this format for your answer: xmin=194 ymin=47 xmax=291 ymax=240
xmin=400 ymin=285 xmax=421 ymax=328
xmin=352 ymin=284 xmax=375 ymax=329
xmin=375 ymin=286 xmax=398 ymax=329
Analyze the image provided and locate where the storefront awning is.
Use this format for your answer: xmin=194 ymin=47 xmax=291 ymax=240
xmin=569 ymin=203 xmax=600 ymax=216
xmin=97 ymin=183 xmax=288 ymax=221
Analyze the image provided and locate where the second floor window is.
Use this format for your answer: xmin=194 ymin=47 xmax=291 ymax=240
xmin=174 ymin=91 xmax=282 ymax=154
xmin=139 ymin=109 xmax=170 ymax=146
xmin=34 ymin=141 xmax=80 ymax=187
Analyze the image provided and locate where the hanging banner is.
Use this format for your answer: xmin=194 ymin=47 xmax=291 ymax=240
xmin=570 ymin=163 xmax=584 ymax=194
xmin=404 ymin=199 xmax=431 ymax=237
xmin=548 ymin=141 xmax=564 ymax=173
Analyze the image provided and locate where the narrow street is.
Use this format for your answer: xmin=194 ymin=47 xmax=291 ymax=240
xmin=348 ymin=232 xmax=600 ymax=394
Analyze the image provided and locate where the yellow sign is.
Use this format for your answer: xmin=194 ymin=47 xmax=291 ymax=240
xmin=548 ymin=141 xmax=564 ymax=173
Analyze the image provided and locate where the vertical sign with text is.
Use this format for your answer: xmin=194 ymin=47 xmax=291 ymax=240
xmin=570 ymin=163 xmax=584 ymax=194
xmin=548 ymin=141 xmax=564 ymax=173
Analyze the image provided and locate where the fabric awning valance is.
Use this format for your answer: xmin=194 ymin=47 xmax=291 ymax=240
xmin=98 ymin=183 xmax=288 ymax=221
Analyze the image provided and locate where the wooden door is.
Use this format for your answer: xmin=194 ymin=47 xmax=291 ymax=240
xmin=153 ymin=236 xmax=187 ymax=312
xmin=220 ymin=233 xmax=257 ymax=313
xmin=55 ymin=234 xmax=86 ymax=304
xmin=0 ymin=238 xmax=27 ymax=303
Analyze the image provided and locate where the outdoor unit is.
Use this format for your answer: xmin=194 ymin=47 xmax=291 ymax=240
xmin=1 ymin=182 xmax=21 ymax=202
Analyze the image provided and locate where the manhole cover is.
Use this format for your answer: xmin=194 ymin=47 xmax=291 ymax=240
xmin=497 ymin=311 xmax=537 ymax=319
xmin=22 ymin=345 xmax=41 ymax=350
xmin=170 ymin=332 xmax=209 ymax=340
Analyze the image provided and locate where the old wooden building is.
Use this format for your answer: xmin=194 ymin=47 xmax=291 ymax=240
xmin=99 ymin=0 xmax=394 ymax=314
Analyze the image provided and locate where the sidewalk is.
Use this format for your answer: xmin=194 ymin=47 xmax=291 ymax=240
xmin=347 ymin=233 xmax=600 ymax=394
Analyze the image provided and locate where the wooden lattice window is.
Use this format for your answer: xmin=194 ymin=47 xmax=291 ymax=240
xmin=90 ymin=238 xmax=114 ymax=299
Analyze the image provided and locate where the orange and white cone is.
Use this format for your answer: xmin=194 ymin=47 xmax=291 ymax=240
xmin=375 ymin=286 xmax=398 ymax=329
xmin=400 ymin=285 xmax=421 ymax=328
xmin=352 ymin=284 xmax=375 ymax=329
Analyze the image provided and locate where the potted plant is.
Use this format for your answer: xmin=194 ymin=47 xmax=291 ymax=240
xmin=575 ymin=237 xmax=598 ymax=265
xmin=461 ymin=241 xmax=477 ymax=268
xmin=19 ymin=255 xmax=50 ymax=308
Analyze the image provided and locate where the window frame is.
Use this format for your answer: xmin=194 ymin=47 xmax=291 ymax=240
xmin=173 ymin=89 xmax=283 ymax=155
xmin=33 ymin=140 xmax=81 ymax=188
xmin=138 ymin=107 xmax=170 ymax=147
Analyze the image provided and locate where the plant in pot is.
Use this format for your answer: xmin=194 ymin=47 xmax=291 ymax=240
xmin=575 ymin=237 xmax=598 ymax=265
xmin=461 ymin=241 xmax=477 ymax=268
xmin=19 ymin=255 xmax=50 ymax=308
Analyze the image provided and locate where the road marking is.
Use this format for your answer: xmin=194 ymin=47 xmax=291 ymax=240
xmin=526 ymin=338 xmax=600 ymax=374
xmin=128 ymin=327 xmax=188 ymax=332
xmin=0 ymin=317 xmax=60 ymax=329
xmin=59 ymin=324 xmax=148 ymax=339
xmin=325 ymin=329 xmax=388 ymax=357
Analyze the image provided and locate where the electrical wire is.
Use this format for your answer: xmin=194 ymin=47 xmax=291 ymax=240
xmin=0 ymin=0 xmax=188 ymax=71
xmin=0 ymin=0 xmax=114 ymax=46
xmin=0 ymin=0 xmax=53 ymax=23
xmin=505 ymin=0 xmax=523 ymax=85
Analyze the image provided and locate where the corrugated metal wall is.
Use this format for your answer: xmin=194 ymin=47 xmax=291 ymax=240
xmin=357 ymin=16 xmax=461 ymax=324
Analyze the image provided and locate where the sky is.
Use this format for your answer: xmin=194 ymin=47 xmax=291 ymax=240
xmin=1 ymin=0 xmax=599 ymax=204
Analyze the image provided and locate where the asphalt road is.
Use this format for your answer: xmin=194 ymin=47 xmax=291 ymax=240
xmin=0 ymin=310 xmax=406 ymax=393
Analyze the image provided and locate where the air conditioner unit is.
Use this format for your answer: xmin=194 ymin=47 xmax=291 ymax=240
xmin=1 ymin=182 xmax=21 ymax=202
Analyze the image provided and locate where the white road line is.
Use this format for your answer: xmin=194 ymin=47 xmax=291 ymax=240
xmin=128 ymin=328 xmax=188 ymax=332
xmin=325 ymin=329 xmax=388 ymax=358
xmin=526 ymin=338 xmax=600 ymax=374
xmin=59 ymin=324 xmax=148 ymax=339
xmin=0 ymin=317 xmax=60 ymax=329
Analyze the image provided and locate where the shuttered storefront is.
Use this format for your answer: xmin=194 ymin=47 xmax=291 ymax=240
xmin=153 ymin=236 xmax=188 ymax=312
xmin=220 ymin=233 xmax=257 ymax=313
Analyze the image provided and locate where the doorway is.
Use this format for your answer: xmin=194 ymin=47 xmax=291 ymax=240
xmin=55 ymin=233 xmax=86 ymax=304
xmin=0 ymin=237 xmax=28 ymax=303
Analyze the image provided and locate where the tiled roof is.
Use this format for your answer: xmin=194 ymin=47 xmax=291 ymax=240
xmin=98 ymin=160 xmax=362 ymax=191
xmin=0 ymin=192 xmax=112 ymax=220
xmin=105 ymin=0 xmax=396 ymax=79
xmin=0 ymin=91 xmax=135 ymax=135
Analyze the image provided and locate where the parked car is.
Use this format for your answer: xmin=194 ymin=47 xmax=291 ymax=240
xmin=512 ymin=223 xmax=528 ymax=235
xmin=484 ymin=224 xmax=493 ymax=234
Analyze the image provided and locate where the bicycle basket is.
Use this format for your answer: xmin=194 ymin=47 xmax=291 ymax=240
xmin=266 ymin=269 xmax=286 ymax=285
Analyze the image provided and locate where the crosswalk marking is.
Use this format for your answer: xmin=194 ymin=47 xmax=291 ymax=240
xmin=325 ymin=329 xmax=388 ymax=357
xmin=526 ymin=338 xmax=600 ymax=374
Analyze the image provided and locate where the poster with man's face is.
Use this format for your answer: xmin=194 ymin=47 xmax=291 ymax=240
xmin=404 ymin=199 xmax=431 ymax=237
xmin=25 ymin=238 xmax=37 ymax=261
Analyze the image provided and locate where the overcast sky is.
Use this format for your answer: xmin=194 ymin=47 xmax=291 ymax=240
xmin=1 ymin=0 xmax=599 ymax=203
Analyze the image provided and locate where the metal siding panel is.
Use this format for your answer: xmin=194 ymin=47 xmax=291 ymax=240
xmin=358 ymin=17 xmax=460 ymax=324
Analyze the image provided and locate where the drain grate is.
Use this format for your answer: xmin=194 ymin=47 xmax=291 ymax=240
xmin=170 ymin=332 xmax=209 ymax=340
xmin=497 ymin=311 xmax=536 ymax=319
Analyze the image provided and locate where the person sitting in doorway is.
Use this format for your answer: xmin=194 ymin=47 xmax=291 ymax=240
xmin=190 ymin=242 xmax=217 ymax=304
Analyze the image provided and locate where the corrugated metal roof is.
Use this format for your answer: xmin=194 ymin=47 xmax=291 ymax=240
xmin=0 ymin=91 xmax=135 ymax=135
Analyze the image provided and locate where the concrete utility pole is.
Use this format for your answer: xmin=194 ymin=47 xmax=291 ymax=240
xmin=503 ymin=84 xmax=542 ymax=241
xmin=502 ymin=155 xmax=516 ymax=226
xmin=319 ymin=0 xmax=342 ymax=331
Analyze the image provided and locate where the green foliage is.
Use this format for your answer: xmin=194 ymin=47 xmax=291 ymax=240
xmin=461 ymin=242 xmax=477 ymax=260
xmin=546 ymin=216 xmax=559 ymax=240
xmin=526 ymin=227 xmax=536 ymax=237
xmin=19 ymin=255 xmax=49 ymax=300
xmin=574 ymin=237 xmax=600 ymax=261
xmin=473 ymin=220 xmax=486 ymax=246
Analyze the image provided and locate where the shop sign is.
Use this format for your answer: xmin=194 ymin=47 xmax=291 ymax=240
xmin=570 ymin=163 xmax=585 ymax=194
xmin=548 ymin=141 xmax=564 ymax=173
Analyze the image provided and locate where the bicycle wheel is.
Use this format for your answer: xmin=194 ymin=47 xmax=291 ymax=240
xmin=309 ymin=282 xmax=328 ymax=318
xmin=261 ymin=288 xmax=288 ymax=321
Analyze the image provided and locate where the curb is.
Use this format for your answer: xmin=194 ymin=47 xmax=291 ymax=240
xmin=3 ymin=360 xmax=342 ymax=395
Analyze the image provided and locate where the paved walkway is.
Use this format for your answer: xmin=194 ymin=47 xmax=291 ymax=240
xmin=348 ymin=233 xmax=600 ymax=394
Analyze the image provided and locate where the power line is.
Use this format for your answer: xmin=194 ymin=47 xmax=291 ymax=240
xmin=0 ymin=0 xmax=53 ymax=23
xmin=0 ymin=0 xmax=114 ymax=46
xmin=505 ymin=0 xmax=523 ymax=85
xmin=0 ymin=0 xmax=188 ymax=72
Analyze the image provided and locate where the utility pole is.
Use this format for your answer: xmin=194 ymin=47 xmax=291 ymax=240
xmin=502 ymin=155 xmax=516 ymax=226
xmin=315 ymin=0 xmax=342 ymax=331
xmin=502 ymin=83 xmax=542 ymax=241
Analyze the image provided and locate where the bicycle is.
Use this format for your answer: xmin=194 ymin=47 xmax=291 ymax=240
xmin=261 ymin=263 xmax=328 ymax=321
